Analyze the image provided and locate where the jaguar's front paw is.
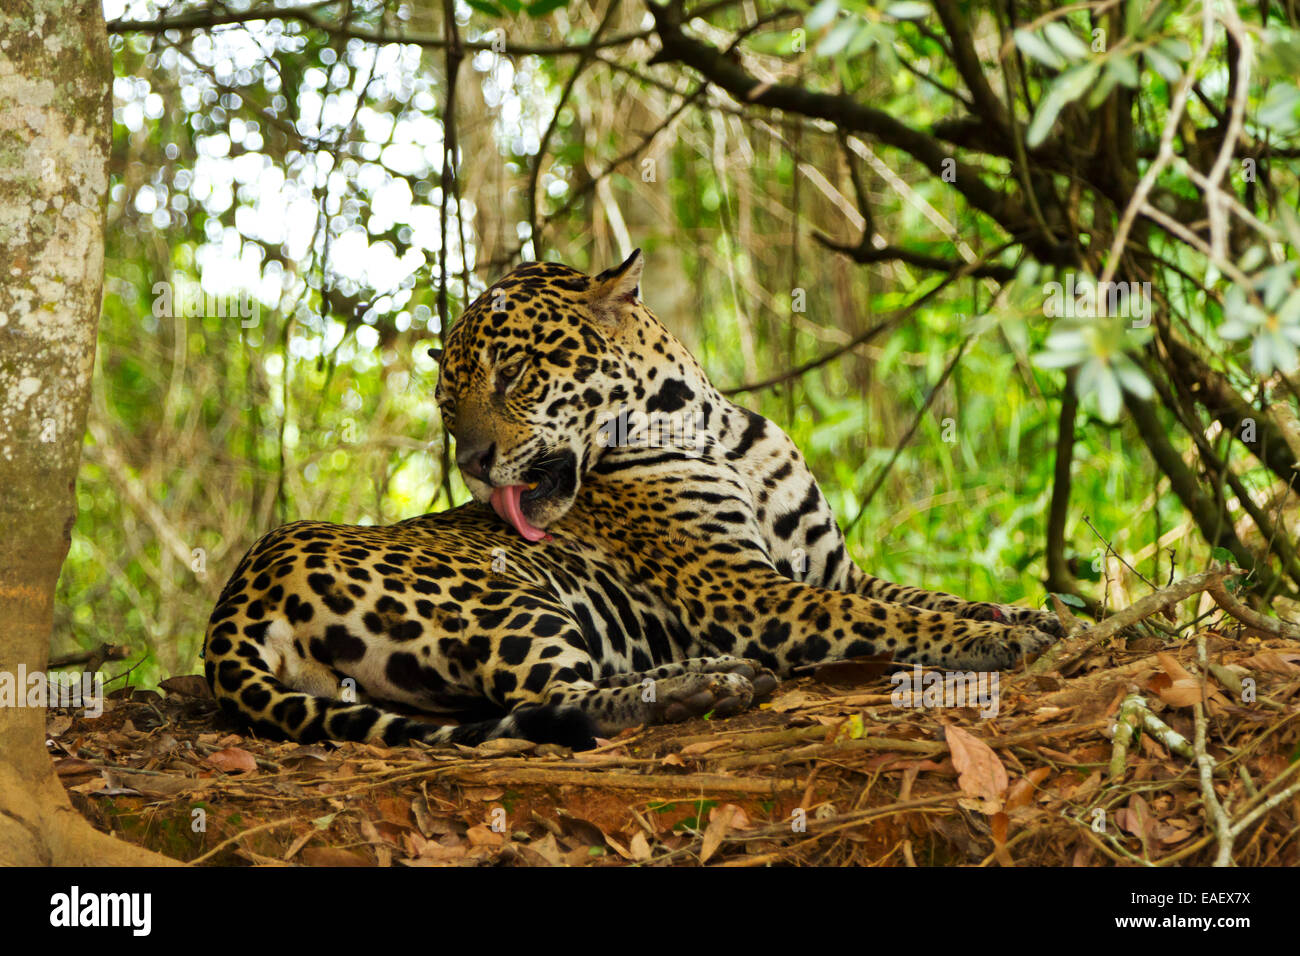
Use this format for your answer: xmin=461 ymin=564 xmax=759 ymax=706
xmin=652 ymin=671 xmax=756 ymax=723
xmin=701 ymin=656 xmax=779 ymax=700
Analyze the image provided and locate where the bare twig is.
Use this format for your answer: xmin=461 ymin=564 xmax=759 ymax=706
xmin=1029 ymin=568 xmax=1242 ymax=675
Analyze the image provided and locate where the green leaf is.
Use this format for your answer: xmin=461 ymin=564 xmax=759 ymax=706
xmin=498 ymin=0 xmax=524 ymax=12
xmin=526 ymin=0 xmax=568 ymax=16
xmin=1106 ymin=53 xmax=1139 ymax=88
xmin=1053 ymin=592 xmax=1087 ymax=609
xmin=1139 ymin=0 xmax=1173 ymax=37
xmin=464 ymin=0 xmax=504 ymax=16
xmin=1027 ymin=62 xmax=1098 ymax=147
xmin=1027 ymin=93 xmax=1066 ymax=146
xmin=1211 ymin=547 xmax=1236 ymax=565
xmin=1087 ymin=69 xmax=1118 ymax=108
xmin=1015 ymin=28 xmax=1066 ymax=69
xmin=806 ymin=0 xmax=840 ymax=32
xmin=1044 ymin=21 xmax=1089 ymax=62
xmin=817 ymin=17 xmax=859 ymax=56
xmin=1143 ymin=46 xmax=1182 ymax=83
xmin=1155 ymin=37 xmax=1192 ymax=62
xmin=1238 ymin=245 xmax=1267 ymax=273
xmin=845 ymin=22 xmax=880 ymax=58
xmin=1259 ymin=84 xmax=1300 ymax=134
xmin=885 ymin=1 xmax=930 ymax=20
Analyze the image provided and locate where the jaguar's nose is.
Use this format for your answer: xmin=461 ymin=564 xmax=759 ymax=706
xmin=457 ymin=442 xmax=495 ymax=483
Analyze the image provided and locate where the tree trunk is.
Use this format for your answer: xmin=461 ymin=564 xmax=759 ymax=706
xmin=0 ymin=0 xmax=175 ymax=865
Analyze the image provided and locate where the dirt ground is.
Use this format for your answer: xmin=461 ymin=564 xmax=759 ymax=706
xmin=50 ymin=603 xmax=1300 ymax=867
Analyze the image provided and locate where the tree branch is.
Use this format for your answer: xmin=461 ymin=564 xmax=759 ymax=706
xmin=813 ymin=232 xmax=1016 ymax=281
xmin=109 ymin=3 xmax=651 ymax=56
xmin=645 ymin=2 xmax=1049 ymax=252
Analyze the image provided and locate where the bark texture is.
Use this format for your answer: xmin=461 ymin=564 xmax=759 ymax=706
xmin=0 ymin=0 xmax=174 ymax=865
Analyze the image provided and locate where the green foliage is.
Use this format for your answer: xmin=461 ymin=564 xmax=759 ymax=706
xmin=75 ymin=0 xmax=1300 ymax=689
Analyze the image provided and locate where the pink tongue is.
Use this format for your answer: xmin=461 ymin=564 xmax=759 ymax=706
xmin=489 ymin=485 xmax=551 ymax=543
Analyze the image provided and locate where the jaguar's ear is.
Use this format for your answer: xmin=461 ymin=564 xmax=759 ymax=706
xmin=428 ymin=346 xmax=444 ymax=364
xmin=586 ymin=249 xmax=643 ymax=326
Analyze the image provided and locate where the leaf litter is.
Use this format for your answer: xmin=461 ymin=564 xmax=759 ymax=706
xmin=49 ymin=604 xmax=1300 ymax=866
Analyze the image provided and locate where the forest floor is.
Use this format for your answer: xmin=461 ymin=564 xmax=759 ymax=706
xmin=51 ymin=596 xmax=1300 ymax=867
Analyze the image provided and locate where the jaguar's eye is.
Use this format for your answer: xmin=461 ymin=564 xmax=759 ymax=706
xmin=497 ymin=360 xmax=525 ymax=388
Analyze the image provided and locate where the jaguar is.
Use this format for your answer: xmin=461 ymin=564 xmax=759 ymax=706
xmin=204 ymin=251 xmax=1062 ymax=750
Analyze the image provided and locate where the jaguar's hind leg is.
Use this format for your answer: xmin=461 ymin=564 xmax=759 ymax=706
xmin=426 ymin=595 xmax=774 ymax=737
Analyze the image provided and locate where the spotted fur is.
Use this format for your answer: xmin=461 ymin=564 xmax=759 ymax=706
xmin=204 ymin=251 xmax=1062 ymax=750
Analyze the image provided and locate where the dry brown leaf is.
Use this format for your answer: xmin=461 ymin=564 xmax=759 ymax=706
xmin=301 ymin=847 xmax=373 ymax=867
xmin=360 ymin=817 xmax=403 ymax=850
xmin=1240 ymin=651 xmax=1300 ymax=675
xmin=678 ymin=739 xmax=729 ymax=757
xmin=68 ymin=776 xmax=109 ymax=795
xmin=767 ymin=689 xmax=813 ymax=712
xmin=990 ymin=811 xmax=1015 ymax=864
xmin=283 ymin=830 xmax=314 ymax=861
xmin=46 ymin=713 xmax=73 ymax=737
xmin=109 ymin=770 xmax=202 ymax=798
xmin=629 ymin=831 xmax=652 ymax=862
xmin=699 ymin=811 xmax=731 ymax=864
xmin=466 ymin=825 xmax=504 ymax=848
xmin=402 ymin=830 xmax=427 ymax=858
xmin=1005 ymin=767 xmax=1052 ymax=811
xmin=1115 ymin=794 xmax=1155 ymax=855
xmin=946 ymin=725 xmax=1008 ymax=813
xmin=1157 ymin=677 xmax=1203 ymax=708
xmin=1146 ymin=671 xmax=1173 ymax=695
xmin=717 ymin=804 xmax=753 ymax=830
xmin=417 ymin=842 xmax=467 ymax=862
xmin=205 ymin=746 xmax=258 ymax=773
xmin=158 ymin=675 xmax=213 ymax=699
xmin=529 ymin=832 xmax=565 ymax=866
xmin=375 ymin=796 xmax=413 ymax=828
xmin=280 ymin=745 xmax=331 ymax=767
xmin=1067 ymin=770 xmax=1103 ymax=803
xmin=557 ymin=813 xmax=606 ymax=849
xmin=411 ymin=796 xmax=436 ymax=837
xmin=603 ymin=834 xmax=633 ymax=860
xmin=563 ymin=845 xmax=597 ymax=866
xmin=1156 ymin=652 xmax=1194 ymax=682
xmin=472 ymin=738 xmax=535 ymax=756
xmin=461 ymin=787 xmax=504 ymax=801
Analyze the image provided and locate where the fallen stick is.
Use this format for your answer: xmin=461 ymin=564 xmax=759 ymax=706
xmin=48 ymin=643 xmax=131 ymax=669
xmin=1206 ymin=581 xmax=1300 ymax=640
xmin=449 ymin=766 xmax=802 ymax=793
xmin=189 ymin=818 xmax=298 ymax=866
xmin=1106 ymin=693 xmax=1197 ymax=780
xmin=713 ymin=720 xmax=1109 ymax=770
xmin=1029 ymin=569 xmax=1241 ymax=676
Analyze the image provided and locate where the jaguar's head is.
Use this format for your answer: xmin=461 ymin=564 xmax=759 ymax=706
xmin=432 ymin=250 xmax=659 ymax=541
